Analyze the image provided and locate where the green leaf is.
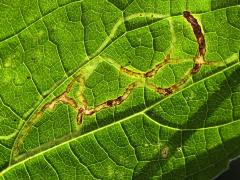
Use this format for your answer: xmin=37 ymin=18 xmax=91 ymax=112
xmin=0 ymin=0 xmax=240 ymax=179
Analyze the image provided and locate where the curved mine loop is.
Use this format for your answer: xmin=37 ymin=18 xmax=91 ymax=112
xmin=148 ymin=64 xmax=196 ymax=96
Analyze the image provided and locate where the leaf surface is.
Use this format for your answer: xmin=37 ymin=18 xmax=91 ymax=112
xmin=0 ymin=0 xmax=240 ymax=179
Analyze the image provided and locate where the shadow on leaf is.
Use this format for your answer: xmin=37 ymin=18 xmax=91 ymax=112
xmin=133 ymin=64 xmax=240 ymax=179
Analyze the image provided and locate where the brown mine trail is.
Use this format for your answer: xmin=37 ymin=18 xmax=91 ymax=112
xmin=23 ymin=11 xmax=212 ymax=126
xmin=120 ymin=54 xmax=170 ymax=78
xmin=146 ymin=11 xmax=209 ymax=96
xmin=159 ymin=11 xmax=207 ymax=95
xmin=183 ymin=11 xmax=206 ymax=57
xmin=76 ymin=81 xmax=138 ymax=124
xmin=118 ymin=11 xmax=220 ymax=97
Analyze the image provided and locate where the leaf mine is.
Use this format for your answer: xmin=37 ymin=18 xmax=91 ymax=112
xmin=118 ymin=11 xmax=229 ymax=98
xmin=183 ymin=11 xmax=206 ymax=57
xmin=8 ymin=7 xmax=239 ymax=172
xmin=76 ymin=81 xmax=139 ymax=124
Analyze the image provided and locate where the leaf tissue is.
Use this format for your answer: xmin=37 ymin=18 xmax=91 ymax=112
xmin=0 ymin=0 xmax=240 ymax=179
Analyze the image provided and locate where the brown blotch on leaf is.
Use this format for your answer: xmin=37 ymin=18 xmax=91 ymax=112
xmin=77 ymin=108 xmax=84 ymax=125
xmin=155 ymin=87 xmax=173 ymax=96
xmin=163 ymin=88 xmax=173 ymax=96
xmin=155 ymin=87 xmax=164 ymax=95
xmin=170 ymin=84 xmax=178 ymax=92
xmin=191 ymin=63 xmax=201 ymax=74
xmin=116 ymin=96 xmax=123 ymax=103
xmin=161 ymin=146 xmax=170 ymax=158
xmin=106 ymin=100 xmax=113 ymax=106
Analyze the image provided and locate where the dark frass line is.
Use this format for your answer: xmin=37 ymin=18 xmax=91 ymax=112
xmin=77 ymin=82 xmax=138 ymax=124
xmin=183 ymin=11 xmax=206 ymax=57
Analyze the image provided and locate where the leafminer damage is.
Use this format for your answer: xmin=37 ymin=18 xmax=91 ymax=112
xmin=10 ymin=11 xmax=228 ymax=163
